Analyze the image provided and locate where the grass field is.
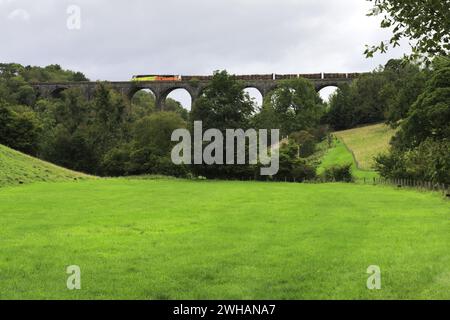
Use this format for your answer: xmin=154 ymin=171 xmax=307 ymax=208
xmin=318 ymin=139 xmax=379 ymax=181
xmin=0 ymin=144 xmax=90 ymax=188
xmin=0 ymin=178 xmax=448 ymax=300
xmin=334 ymin=123 xmax=396 ymax=170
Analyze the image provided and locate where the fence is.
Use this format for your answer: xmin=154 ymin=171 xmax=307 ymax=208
xmin=361 ymin=177 xmax=450 ymax=197
xmin=226 ymin=175 xmax=450 ymax=198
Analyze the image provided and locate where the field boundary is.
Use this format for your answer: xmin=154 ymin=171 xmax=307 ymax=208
xmin=361 ymin=176 xmax=449 ymax=198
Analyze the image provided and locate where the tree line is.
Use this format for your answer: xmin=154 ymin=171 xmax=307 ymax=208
xmin=0 ymin=58 xmax=448 ymax=184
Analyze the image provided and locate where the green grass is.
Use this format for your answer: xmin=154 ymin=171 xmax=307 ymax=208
xmin=0 ymin=178 xmax=448 ymax=300
xmin=334 ymin=123 xmax=396 ymax=170
xmin=318 ymin=139 xmax=379 ymax=181
xmin=0 ymin=144 xmax=91 ymax=188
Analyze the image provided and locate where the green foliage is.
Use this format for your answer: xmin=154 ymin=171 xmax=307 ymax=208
xmin=190 ymin=71 xmax=256 ymax=179
xmin=130 ymin=90 xmax=188 ymax=121
xmin=191 ymin=70 xmax=254 ymax=130
xmin=0 ymin=100 xmax=41 ymax=154
xmin=130 ymin=90 xmax=156 ymax=118
xmin=325 ymin=73 xmax=387 ymax=130
xmin=290 ymin=130 xmax=317 ymax=158
xmin=322 ymin=163 xmax=354 ymax=182
xmin=324 ymin=84 xmax=356 ymax=130
xmin=375 ymin=139 xmax=450 ymax=184
xmin=325 ymin=59 xmax=427 ymax=130
xmin=376 ymin=57 xmax=450 ymax=184
xmin=365 ymin=0 xmax=450 ymax=64
xmin=165 ymin=98 xmax=189 ymax=121
xmin=275 ymin=140 xmax=317 ymax=181
xmin=392 ymin=58 xmax=450 ymax=150
xmin=0 ymin=63 xmax=89 ymax=84
xmin=254 ymin=78 xmax=324 ymax=136
xmin=101 ymin=112 xmax=188 ymax=177
xmin=134 ymin=111 xmax=187 ymax=156
xmin=381 ymin=59 xmax=428 ymax=126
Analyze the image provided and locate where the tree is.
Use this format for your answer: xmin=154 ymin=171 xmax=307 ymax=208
xmin=381 ymin=59 xmax=428 ymax=126
xmin=190 ymin=71 xmax=256 ymax=178
xmin=165 ymin=98 xmax=189 ymax=121
xmin=324 ymin=84 xmax=356 ymax=130
xmin=375 ymin=57 xmax=450 ymax=184
xmin=133 ymin=111 xmax=187 ymax=156
xmin=275 ymin=140 xmax=317 ymax=181
xmin=130 ymin=90 xmax=156 ymax=119
xmin=255 ymin=78 xmax=324 ymax=136
xmin=0 ymin=100 xmax=41 ymax=154
xmin=392 ymin=57 xmax=450 ymax=150
xmin=191 ymin=70 xmax=254 ymax=130
xmin=365 ymin=0 xmax=450 ymax=64
xmin=324 ymin=72 xmax=387 ymax=129
xmin=72 ymin=72 xmax=89 ymax=82
xmin=117 ymin=111 xmax=189 ymax=177
xmin=290 ymin=130 xmax=316 ymax=158
xmin=351 ymin=72 xmax=388 ymax=124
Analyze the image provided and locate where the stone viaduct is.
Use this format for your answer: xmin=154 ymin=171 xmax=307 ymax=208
xmin=30 ymin=73 xmax=364 ymax=110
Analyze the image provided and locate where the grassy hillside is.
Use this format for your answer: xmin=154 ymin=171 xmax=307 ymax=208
xmin=334 ymin=123 xmax=396 ymax=170
xmin=318 ymin=123 xmax=396 ymax=181
xmin=0 ymin=179 xmax=448 ymax=299
xmin=0 ymin=144 xmax=90 ymax=187
xmin=318 ymin=139 xmax=378 ymax=181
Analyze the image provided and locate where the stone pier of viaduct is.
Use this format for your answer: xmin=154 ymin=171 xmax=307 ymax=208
xmin=30 ymin=73 xmax=364 ymax=110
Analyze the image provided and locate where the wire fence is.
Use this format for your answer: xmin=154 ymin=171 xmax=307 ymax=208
xmin=229 ymin=175 xmax=450 ymax=198
xmin=361 ymin=177 xmax=449 ymax=197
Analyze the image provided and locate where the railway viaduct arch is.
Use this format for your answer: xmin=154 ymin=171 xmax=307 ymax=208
xmin=30 ymin=73 xmax=363 ymax=110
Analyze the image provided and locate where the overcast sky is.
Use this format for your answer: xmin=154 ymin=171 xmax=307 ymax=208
xmin=1 ymin=0 xmax=410 ymax=107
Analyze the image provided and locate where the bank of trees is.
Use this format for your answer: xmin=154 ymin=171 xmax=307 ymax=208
xmin=375 ymin=57 xmax=450 ymax=184
xmin=0 ymin=64 xmax=190 ymax=176
xmin=0 ymin=66 xmax=329 ymax=180
xmin=0 ymin=59 xmax=448 ymax=183
xmin=324 ymin=59 xmax=428 ymax=130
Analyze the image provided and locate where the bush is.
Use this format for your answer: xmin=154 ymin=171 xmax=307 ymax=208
xmin=0 ymin=100 xmax=41 ymax=154
xmin=323 ymin=163 xmax=354 ymax=182
xmin=375 ymin=139 xmax=450 ymax=184
xmin=290 ymin=130 xmax=316 ymax=158
xmin=291 ymin=159 xmax=317 ymax=181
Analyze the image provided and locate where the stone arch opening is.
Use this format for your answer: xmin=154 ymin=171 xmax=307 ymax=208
xmin=51 ymin=87 xmax=68 ymax=99
xmin=243 ymin=87 xmax=263 ymax=112
xmin=318 ymin=86 xmax=339 ymax=104
xmin=165 ymin=88 xmax=193 ymax=112
xmin=130 ymin=88 xmax=157 ymax=115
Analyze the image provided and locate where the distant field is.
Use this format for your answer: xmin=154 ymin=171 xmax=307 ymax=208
xmin=334 ymin=123 xmax=396 ymax=170
xmin=318 ymin=139 xmax=378 ymax=181
xmin=0 ymin=179 xmax=448 ymax=299
xmin=0 ymin=144 xmax=90 ymax=187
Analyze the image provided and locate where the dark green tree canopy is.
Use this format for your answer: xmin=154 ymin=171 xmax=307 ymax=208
xmin=191 ymin=70 xmax=255 ymax=130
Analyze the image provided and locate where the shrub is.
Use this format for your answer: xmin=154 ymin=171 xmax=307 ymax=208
xmin=290 ymin=130 xmax=316 ymax=158
xmin=323 ymin=163 xmax=354 ymax=182
xmin=291 ymin=159 xmax=317 ymax=181
xmin=375 ymin=139 xmax=450 ymax=184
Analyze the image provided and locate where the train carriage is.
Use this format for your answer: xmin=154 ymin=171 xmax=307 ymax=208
xmin=131 ymin=75 xmax=181 ymax=82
